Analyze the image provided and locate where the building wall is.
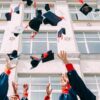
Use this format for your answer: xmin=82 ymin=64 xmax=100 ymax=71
xmin=0 ymin=0 xmax=100 ymax=99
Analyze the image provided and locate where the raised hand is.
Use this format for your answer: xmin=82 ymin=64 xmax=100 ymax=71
xmin=46 ymin=83 xmax=52 ymax=96
xmin=57 ymin=51 xmax=69 ymax=64
xmin=5 ymin=58 xmax=16 ymax=70
xmin=12 ymin=81 xmax=18 ymax=95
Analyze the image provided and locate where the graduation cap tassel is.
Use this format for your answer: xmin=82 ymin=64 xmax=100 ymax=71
xmin=79 ymin=0 xmax=84 ymax=4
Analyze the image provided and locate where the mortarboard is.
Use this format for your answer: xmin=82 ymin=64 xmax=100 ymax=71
xmin=41 ymin=50 xmax=54 ymax=63
xmin=58 ymin=28 xmax=66 ymax=37
xmin=7 ymin=50 xmax=19 ymax=60
xmin=26 ymin=0 xmax=33 ymax=6
xmin=43 ymin=11 xmax=62 ymax=26
xmin=5 ymin=13 xmax=11 ymax=21
xmin=14 ymin=33 xmax=19 ymax=37
xmin=14 ymin=6 xmax=20 ymax=14
xmin=95 ymin=8 xmax=100 ymax=12
xmin=30 ymin=56 xmax=41 ymax=69
xmin=29 ymin=15 xmax=43 ymax=32
xmin=36 ymin=10 xmax=42 ymax=17
xmin=80 ymin=3 xmax=92 ymax=15
xmin=45 ymin=4 xmax=50 ymax=11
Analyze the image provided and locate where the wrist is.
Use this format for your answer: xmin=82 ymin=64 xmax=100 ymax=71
xmin=5 ymin=67 xmax=11 ymax=75
xmin=65 ymin=63 xmax=74 ymax=72
xmin=63 ymin=60 xmax=69 ymax=65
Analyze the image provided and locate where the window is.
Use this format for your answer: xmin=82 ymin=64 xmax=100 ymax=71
xmin=24 ymin=3 xmax=55 ymax=21
xmin=0 ymin=31 xmax=4 ymax=49
xmin=0 ymin=3 xmax=10 ymax=20
xmin=75 ymin=32 xmax=100 ymax=53
xmin=68 ymin=3 xmax=100 ymax=21
xmin=22 ymin=31 xmax=57 ymax=54
xmin=84 ymin=75 xmax=100 ymax=98
xmin=18 ymin=74 xmax=61 ymax=100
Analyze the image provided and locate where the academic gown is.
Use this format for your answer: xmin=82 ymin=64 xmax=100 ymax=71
xmin=66 ymin=64 xmax=96 ymax=100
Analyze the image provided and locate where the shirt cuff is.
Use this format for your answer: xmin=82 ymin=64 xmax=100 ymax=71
xmin=23 ymin=92 xmax=28 ymax=97
xmin=44 ymin=95 xmax=50 ymax=100
xmin=65 ymin=63 xmax=74 ymax=72
xmin=5 ymin=68 xmax=11 ymax=75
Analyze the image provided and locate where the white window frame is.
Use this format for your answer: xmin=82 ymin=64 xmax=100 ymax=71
xmin=22 ymin=31 xmax=58 ymax=54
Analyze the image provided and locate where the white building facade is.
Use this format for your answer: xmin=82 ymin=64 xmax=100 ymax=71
xmin=0 ymin=0 xmax=100 ymax=100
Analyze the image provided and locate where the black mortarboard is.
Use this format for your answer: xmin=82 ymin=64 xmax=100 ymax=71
xmin=30 ymin=56 xmax=40 ymax=69
xmin=14 ymin=33 xmax=19 ymax=37
xmin=45 ymin=4 xmax=50 ymax=11
xmin=58 ymin=28 xmax=66 ymax=37
xmin=36 ymin=10 xmax=42 ymax=17
xmin=29 ymin=16 xmax=43 ymax=32
xmin=41 ymin=50 xmax=54 ymax=63
xmin=26 ymin=0 xmax=33 ymax=6
xmin=43 ymin=11 xmax=62 ymax=26
xmin=5 ymin=13 xmax=11 ymax=21
xmin=14 ymin=6 xmax=20 ymax=14
xmin=22 ymin=0 xmax=27 ymax=1
xmin=95 ymin=8 xmax=100 ymax=12
xmin=7 ymin=50 xmax=18 ymax=60
xmin=0 ymin=73 xmax=9 ymax=100
xmin=80 ymin=3 xmax=92 ymax=15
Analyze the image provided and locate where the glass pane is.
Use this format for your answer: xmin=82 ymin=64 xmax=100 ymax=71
xmin=35 ymin=32 xmax=47 ymax=38
xmin=22 ymin=42 xmax=30 ymax=54
xmin=31 ymin=85 xmax=46 ymax=90
xmin=33 ymin=38 xmax=47 ymax=41
xmin=77 ymin=43 xmax=87 ymax=53
xmin=85 ymin=33 xmax=98 ymax=37
xmin=24 ymin=13 xmax=31 ymax=20
xmin=31 ymin=77 xmax=49 ymax=85
xmin=31 ymin=92 xmax=45 ymax=100
xmin=86 ymin=38 xmax=99 ymax=41
xmin=86 ymin=84 xmax=97 ymax=90
xmin=84 ymin=76 xmax=96 ymax=83
xmin=51 ymin=85 xmax=61 ymax=90
xmin=32 ymin=42 xmax=47 ymax=54
xmin=76 ymin=38 xmax=84 ymax=41
xmin=48 ymin=32 xmax=57 ymax=37
xmin=49 ymin=43 xmax=57 ymax=53
xmin=75 ymin=33 xmax=83 ymax=38
xmin=88 ymin=42 xmax=100 ymax=53
xmin=52 ymin=93 xmax=61 ymax=100
xmin=48 ymin=38 xmax=57 ymax=41
xmin=70 ymin=13 xmax=78 ymax=20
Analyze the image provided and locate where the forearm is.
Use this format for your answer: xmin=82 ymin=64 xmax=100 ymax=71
xmin=65 ymin=63 xmax=96 ymax=99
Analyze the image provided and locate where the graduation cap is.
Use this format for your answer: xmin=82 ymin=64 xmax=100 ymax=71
xmin=45 ymin=4 xmax=50 ymax=11
xmin=58 ymin=28 xmax=66 ymax=37
xmin=80 ymin=3 xmax=92 ymax=15
xmin=5 ymin=13 xmax=11 ymax=21
xmin=29 ymin=15 xmax=43 ymax=32
xmin=7 ymin=50 xmax=19 ymax=60
xmin=14 ymin=33 xmax=19 ymax=37
xmin=14 ymin=6 xmax=20 ymax=14
xmin=30 ymin=56 xmax=41 ymax=69
xmin=43 ymin=11 xmax=62 ymax=26
xmin=95 ymin=8 xmax=100 ymax=12
xmin=36 ymin=10 xmax=42 ymax=17
xmin=26 ymin=0 xmax=33 ymax=6
xmin=41 ymin=50 xmax=54 ymax=63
